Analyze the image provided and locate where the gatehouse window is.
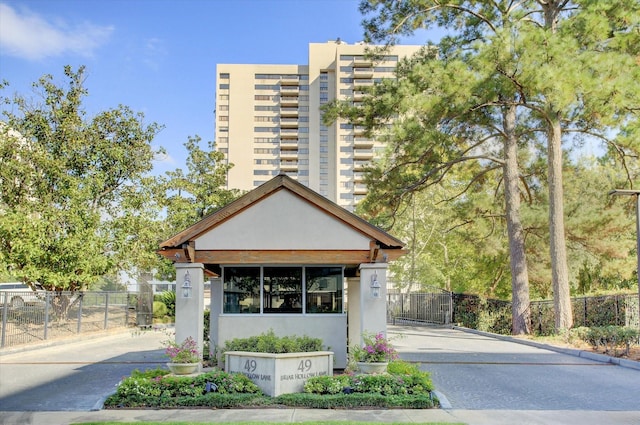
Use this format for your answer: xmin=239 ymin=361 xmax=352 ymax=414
xmin=305 ymin=267 xmax=343 ymax=313
xmin=223 ymin=267 xmax=260 ymax=314
xmin=222 ymin=266 xmax=343 ymax=314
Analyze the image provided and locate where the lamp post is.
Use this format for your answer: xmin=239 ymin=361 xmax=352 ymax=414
xmin=609 ymin=189 xmax=640 ymax=329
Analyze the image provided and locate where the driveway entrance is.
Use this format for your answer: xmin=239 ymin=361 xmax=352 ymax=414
xmin=390 ymin=325 xmax=640 ymax=411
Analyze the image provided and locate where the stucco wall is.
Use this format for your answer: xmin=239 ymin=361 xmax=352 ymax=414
xmin=212 ymin=314 xmax=348 ymax=369
xmin=195 ymin=190 xmax=371 ymax=250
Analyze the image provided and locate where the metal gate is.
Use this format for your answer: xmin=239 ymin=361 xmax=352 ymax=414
xmin=387 ymin=287 xmax=453 ymax=325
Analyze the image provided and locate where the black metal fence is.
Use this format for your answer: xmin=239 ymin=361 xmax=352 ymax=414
xmin=389 ymin=291 xmax=639 ymax=335
xmin=452 ymin=293 xmax=639 ymax=335
xmin=0 ymin=291 xmax=136 ymax=348
xmin=387 ymin=288 xmax=453 ymax=325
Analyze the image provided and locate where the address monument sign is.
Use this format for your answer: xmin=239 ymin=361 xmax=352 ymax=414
xmin=224 ymin=350 xmax=334 ymax=396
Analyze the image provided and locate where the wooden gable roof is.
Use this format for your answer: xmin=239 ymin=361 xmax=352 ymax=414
xmin=158 ymin=174 xmax=405 ymax=266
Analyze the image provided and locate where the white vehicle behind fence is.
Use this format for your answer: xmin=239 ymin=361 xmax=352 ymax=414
xmin=0 ymin=282 xmax=48 ymax=308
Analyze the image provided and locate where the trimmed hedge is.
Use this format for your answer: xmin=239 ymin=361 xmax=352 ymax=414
xmin=223 ymin=329 xmax=323 ymax=353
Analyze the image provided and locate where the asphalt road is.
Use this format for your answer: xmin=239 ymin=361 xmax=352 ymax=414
xmin=390 ymin=325 xmax=640 ymax=411
xmin=0 ymin=329 xmax=168 ymax=411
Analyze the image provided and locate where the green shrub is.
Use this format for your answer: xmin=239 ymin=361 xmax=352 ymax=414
xmin=583 ymin=325 xmax=639 ymax=356
xmin=157 ymin=291 xmax=176 ymax=317
xmin=152 ymin=301 xmax=167 ymax=318
xmin=103 ymin=368 xmax=262 ymax=408
xmin=223 ymin=329 xmax=323 ymax=353
xmin=304 ymin=360 xmax=434 ymax=397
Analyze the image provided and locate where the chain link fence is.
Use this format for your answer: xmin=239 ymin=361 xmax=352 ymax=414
xmin=0 ymin=291 xmax=135 ymax=349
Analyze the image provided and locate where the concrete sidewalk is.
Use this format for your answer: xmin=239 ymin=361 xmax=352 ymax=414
xmin=2 ymin=407 xmax=640 ymax=425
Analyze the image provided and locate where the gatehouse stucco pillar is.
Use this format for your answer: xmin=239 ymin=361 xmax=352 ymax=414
xmin=353 ymin=263 xmax=388 ymax=345
xmin=175 ymin=262 xmax=205 ymax=366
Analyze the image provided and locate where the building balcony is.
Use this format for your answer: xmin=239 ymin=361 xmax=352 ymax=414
xmin=280 ymin=75 xmax=300 ymax=85
xmin=353 ymin=67 xmax=374 ymax=78
xmin=353 ymin=137 xmax=374 ymax=149
xmin=353 ymin=59 xmax=373 ymax=68
xmin=353 ymin=172 xmax=366 ymax=182
xmin=354 ymin=183 xmax=368 ymax=195
xmin=280 ymin=129 xmax=299 ymax=138
xmin=280 ymin=86 xmax=300 ymax=94
xmin=280 ymin=107 xmax=299 ymax=117
xmin=280 ymin=161 xmax=298 ymax=171
xmin=352 ymin=90 xmax=367 ymax=101
xmin=280 ymin=95 xmax=299 ymax=105
xmin=353 ymin=79 xmax=374 ymax=89
xmin=353 ymin=148 xmax=374 ymax=160
xmin=280 ymin=138 xmax=298 ymax=147
xmin=280 ymin=118 xmax=299 ymax=128
xmin=280 ymin=149 xmax=298 ymax=158
xmin=353 ymin=160 xmax=370 ymax=171
xmin=353 ymin=125 xmax=367 ymax=135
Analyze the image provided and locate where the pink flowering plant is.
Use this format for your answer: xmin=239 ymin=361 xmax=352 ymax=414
xmin=163 ymin=336 xmax=200 ymax=363
xmin=351 ymin=332 xmax=398 ymax=363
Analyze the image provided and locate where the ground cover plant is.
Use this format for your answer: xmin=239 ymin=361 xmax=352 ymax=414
xmin=103 ymin=360 xmax=439 ymax=409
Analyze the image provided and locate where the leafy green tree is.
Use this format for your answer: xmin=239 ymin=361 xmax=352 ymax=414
xmin=160 ymin=135 xmax=240 ymax=233
xmin=358 ymin=0 xmax=640 ymax=331
xmin=0 ymin=66 xmax=162 ymax=292
xmin=154 ymin=136 xmax=241 ymax=279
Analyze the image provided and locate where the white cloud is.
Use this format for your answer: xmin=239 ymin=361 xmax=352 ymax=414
xmin=0 ymin=3 xmax=113 ymax=60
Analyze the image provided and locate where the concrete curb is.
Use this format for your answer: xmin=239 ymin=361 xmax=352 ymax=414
xmin=452 ymin=326 xmax=640 ymax=371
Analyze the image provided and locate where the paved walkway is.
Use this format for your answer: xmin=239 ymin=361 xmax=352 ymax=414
xmin=0 ymin=325 xmax=639 ymax=425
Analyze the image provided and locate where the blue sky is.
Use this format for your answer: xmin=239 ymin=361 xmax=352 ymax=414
xmin=0 ymin=0 xmax=438 ymax=175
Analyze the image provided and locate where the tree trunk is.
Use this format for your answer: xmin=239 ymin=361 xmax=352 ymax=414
xmin=541 ymin=0 xmax=573 ymax=332
xmin=548 ymin=117 xmax=573 ymax=331
xmin=502 ymin=104 xmax=531 ymax=335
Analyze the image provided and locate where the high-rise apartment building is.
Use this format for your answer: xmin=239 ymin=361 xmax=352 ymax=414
xmin=215 ymin=41 xmax=420 ymax=211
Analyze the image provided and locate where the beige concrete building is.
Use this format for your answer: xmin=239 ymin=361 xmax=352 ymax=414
xmin=215 ymin=41 xmax=421 ymax=211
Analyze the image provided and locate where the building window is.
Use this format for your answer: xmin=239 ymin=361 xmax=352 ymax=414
xmin=219 ymin=127 xmax=229 ymax=132
xmin=254 ymin=127 xmax=279 ymax=133
xmin=255 ymin=74 xmax=282 ymax=79
xmin=255 ymin=105 xmax=279 ymax=111
xmin=219 ymin=73 xmax=230 ymax=79
xmin=219 ymin=94 xmax=229 ymax=100
xmin=223 ymin=267 xmax=260 ymax=314
xmin=263 ymin=267 xmax=302 ymax=313
xmin=218 ymin=105 xmax=229 ymax=111
xmin=219 ymin=83 xmax=229 ymax=89
xmin=254 ymin=116 xmax=279 ymax=122
xmin=222 ymin=266 xmax=344 ymax=315
xmin=218 ymin=116 xmax=229 ymax=121
xmin=306 ymin=267 xmax=343 ymax=313
xmin=255 ymin=84 xmax=279 ymax=90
